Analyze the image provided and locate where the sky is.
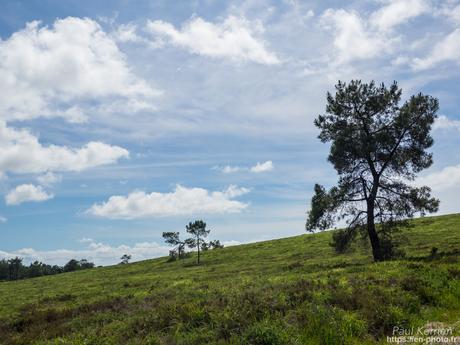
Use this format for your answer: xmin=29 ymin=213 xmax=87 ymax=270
xmin=0 ymin=0 xmax=459 ymax=266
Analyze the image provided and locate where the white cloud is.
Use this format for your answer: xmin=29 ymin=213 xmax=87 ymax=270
xmin=0 ymin=238 xmax=171 ymax=266
xmin=214 ymin=161 xmax=274 ymax=174
xmin=319 ymin=0 xmax=428 ymax=64
xmin=250 ymin=160 xmax=274 ymax=173
xmin=113 ymin=23 xmax=143 ymax=43
xmin=222 ymin=165 xmax=242 ymax=174
xmin=211 ymin=165 xmax=242 ymax=174
xmin=415 ymin=164 xmax=460 ymax=215
xmin=436 ymin=3 xmax=460 ymax=24
xmin=37 ymin=172 xmax=62 ymax=186
xmin=319 ymin=9 xmax=389 ymax=63
xmin=146 ymin=15 xmax=280 ymax=64
xmin=0 ymin=17 xmax=159 ymax=123
xmin=0 ymin=216 xmax=7 ymax=223
xmin=448 ymin=4 xmax=460 ymax=23
xmin=416 ymin=165 xmax=460 ymax=191
xmin=370 ymin=0 xmax=429 ymax=31
xmin=6 ymin=184 xmax=53 ymax=205
xmin=412 ymin=29 xmax=460 ymax=70
xmin=0 ymin=121 xmax=129 ymax=175
xmin=433 ymin=115 xmax=460 ymax=131
xmin=223 ymin=185 xmax=250 ymax=197
xmin=222 ymin=240 xmax=241 ymax=247
xmin=87 ymin=184 xmax=250 ymax=219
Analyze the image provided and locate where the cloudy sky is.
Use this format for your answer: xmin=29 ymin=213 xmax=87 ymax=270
xmin=0 ymin=0 xmax=459 ymax=265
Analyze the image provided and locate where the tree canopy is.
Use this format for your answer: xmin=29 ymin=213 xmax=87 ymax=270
xmin=306 ymin=80 xmax=439 ymax=261
xmin=186 ymin=220 xmax=210 ymax=264
xmin=162 ymin=231 xmax=186 ymax=259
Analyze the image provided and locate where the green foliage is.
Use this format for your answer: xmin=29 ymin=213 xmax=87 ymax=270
xmin=163 ymin=223 xmax=223 ymax=263
xmin=0 ymin=214 xmax=459 ymax=344
xmin=244 ymin=319 xmax=291 ymax=345
xmin=162 ymin=232 xmax=186 ymax=260
xmin=120 ymin=254 xmax=131 ymax=265
xmin=307 ymin=80 xmax=440 ymax=262
xmin=0 ymin=258 xmax=94 ymax=281
xmin=64 ymin=259 xmax=94 ymax=272
xmin=186 ymin=220 xmax=211 ymax=264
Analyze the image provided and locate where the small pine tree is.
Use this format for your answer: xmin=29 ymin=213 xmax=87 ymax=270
xmin=162 ymin=232 xmax=186 ymax=259
xmin=120 ymin=254 xmax=131 ymax=264
xmin=185 ymin=220 xmax=210 ymax=264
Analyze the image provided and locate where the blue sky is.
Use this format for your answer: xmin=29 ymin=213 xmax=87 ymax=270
xmin=0 ymin=0 xmax=459 ymax=265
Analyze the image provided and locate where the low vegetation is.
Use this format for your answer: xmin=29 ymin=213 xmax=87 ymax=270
xmin=0 ymin=214 xmax=459 ymax=344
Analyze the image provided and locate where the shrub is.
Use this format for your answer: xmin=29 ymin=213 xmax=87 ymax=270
xmin=244 ymin=319 xmax=291 ymax=345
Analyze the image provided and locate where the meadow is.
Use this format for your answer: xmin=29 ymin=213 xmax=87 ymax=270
xmin=0 ymin=214 xmax=459 ymax=344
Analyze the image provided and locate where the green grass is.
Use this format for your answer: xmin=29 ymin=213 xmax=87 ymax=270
xmin=0 ymin=214 xmax=459 ymax=344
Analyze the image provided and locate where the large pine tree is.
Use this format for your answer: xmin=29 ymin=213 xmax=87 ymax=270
xmin=306 ymin=80 xmax=440 ymax=261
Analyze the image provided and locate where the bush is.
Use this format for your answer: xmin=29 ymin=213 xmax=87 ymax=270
xmin=380 ymin=237 xmax=405 ymax=260
xmin=167 ymin=250 xmax=178 ymax=262
xmin=244 ymin=319 xmax=291 ymax=345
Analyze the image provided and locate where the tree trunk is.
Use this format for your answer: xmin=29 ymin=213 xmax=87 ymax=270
xmin=367 ymin=201 xmax=383 ymax=262
xmin=197 ymin=236 xmax=200 ymax=264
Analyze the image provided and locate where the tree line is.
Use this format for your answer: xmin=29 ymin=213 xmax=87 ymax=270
xmin=0 ymin=257 xmax=95 ymax=281
xmin=0 ymin=220 xmax=222 ymax=282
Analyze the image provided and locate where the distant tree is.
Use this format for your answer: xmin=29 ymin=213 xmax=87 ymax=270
xmin=162 ymin=232 xmax=186 ymax=259
xmin=64 ymin=259 xmax=79 ymax=272
xmin=306 ymin=80 xmax=440 ymax=262
xmin=185 ymin=220 xmax=210 ymax=264
xmin=120 ymin=254 xmax=132 ymax=264
xmin=167 ymin=250 xmax=178 ymax=262
xmin=28 ymin=261 xmax=45 ymax=278
xmin=209 ymin=240 xmax=224 ymax=249
xmin=0 ymin=257 xmax=92 ymax=281
xmin=49 ymin=265 xmax=63 ymax=275
xmin=78 ymin=259 xmax=95 ymax=269
xmin=0 ymin=259 xmax=8 ymax=280
xmin=8 ymin=257 xmax=23 ymax=280
xmin=63 ymin=259 xmax=94 ymax=272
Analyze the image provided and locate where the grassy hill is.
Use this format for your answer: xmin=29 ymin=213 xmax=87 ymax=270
xmin=0 ymin=214 xmax=459 ymax=345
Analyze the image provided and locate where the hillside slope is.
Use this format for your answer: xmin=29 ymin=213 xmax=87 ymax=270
xmin=0 ymin=214 xmax=459 ymax=344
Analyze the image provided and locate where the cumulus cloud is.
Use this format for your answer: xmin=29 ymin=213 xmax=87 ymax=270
xmin=37 ymin=172 xmax=62 ymax=186
xmin=415 ymin=164 xmax=460 ymax=214
xmin=319 ymin=0 xmax=428 ymax=64
xmin=448 ymin=4 xmax=460 ymax=23
xmin=0 ymin=121 xmax=129 ymax=175
xmin=6 ymin=184 xmax=54 ymax=205
xmin=113 ymin=23 xmax=143 ymax=43
xmin=370 ymin=0 xmax=429 ymax=31
xmin=87 ymin=185 xmax=250 ymax=219
xmin=412 ymin=29 xmax=460 ymax=70
xmin=433 ymin=115 xmax=460 ymax=131
xmin=416 ymin=165 xmax=460 ymax=191
xmin=319 ymin=9 xmax=389 ymax=63
xmin=250 ymin=160 xmax=274 ymax=173
xmin=146 ymin=15 xmax=280 ymax=64
xmin=0 ymin=238 xmax=171 ymax=266
xmin=0 ymin=17 xmax=159 ymax=123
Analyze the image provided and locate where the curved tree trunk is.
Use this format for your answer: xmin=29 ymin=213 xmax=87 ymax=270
xmin=367 ymin=201 xmax=383 ymax=262
xmin=197 ymin=236 xmax=200 ymax=264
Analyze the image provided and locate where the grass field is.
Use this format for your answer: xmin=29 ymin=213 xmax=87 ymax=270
xmin=0 ymin=214 xmax=459 ymax=345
